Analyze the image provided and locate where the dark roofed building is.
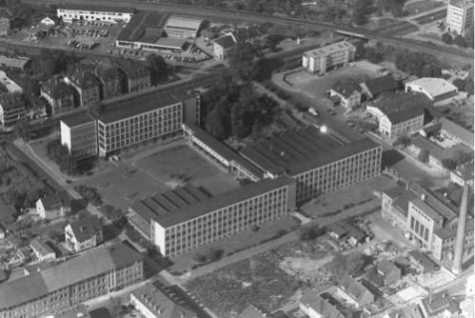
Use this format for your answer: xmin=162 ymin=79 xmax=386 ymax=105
xmin=40 ymin=78 xmax=76 ymax=115
xmin=381 ymin=186 xmax=418 ymax=232
xmin=330 ymin=79 xmax=362 ymax=108
xmin=240 ymin=126 xmax=382 ymax=202
xmin=361 ymin=74 xmax=400 ymax=100
xmin=419 ymin=290 xmax=459 ymax=318
xmin=113 ymin=59 xmax=151 ymax=93
xmin=337 ymin=276 xmax=375 ymax=308
xmin=66 ymin=70 xmax=100 ymax=107
xmin=408 ymin=250 xmax=439 ymax=273
xmin=0 ymin=92 xmax=25 ymax=127
xmin=65 ymin=215 xmax=103 ymax=253
xmin=0 ymin=243 xmax=143 ymax=318
xmin=213 ymin=34 xmax=236 ymax=59
xmin=366 ymin=92 xmax=429 ymax=138
xmin=376 ymin=260 xmax=401 ymax=285
xmin=300 ymin=291 xmax=345 ymax=318
xmin=92 ymin=64 xmax=123 ymax=100
xmin=440 ymin=117 xmax=474 ymax=149
xmin=36 ymin=194 xmax=65 ymax=220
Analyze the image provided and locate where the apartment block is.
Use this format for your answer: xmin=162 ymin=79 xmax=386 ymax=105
xmin=57 ymin=4 xmax=134 ymax=24
xmin=66 ymin=70 xmax=100 ymax=108
xmin=302 ymin=41 xmax=355 ymax=75
xmin=61 ymin=113 xmax=98 ymax=159
xmin=114 ymin=59 xmax=151 ymax=93
xmin=0 ymin=93 xmax=25 ymax=127
xmin=0 ymin=8 xmax=11 ymax=36
xmin=93 ymin=65 xmax=123 ymax=100
xmin=41 ymin=78 xmax=76 ymax=116
xmin=240 ymin=127 xmax=382 ymax=202
xmin=129 ymin=177 xmax=296 ymax=256
xmin=446 ymin=0 xmax=474 ymax=34
xmin=96 ymin=92 xmax=199 ymax=157
xmin=0 ymin=243 xmax=143 ymax=318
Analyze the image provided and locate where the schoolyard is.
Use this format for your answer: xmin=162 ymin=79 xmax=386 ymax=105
xmin=76 ymin=140 xmax=240 ymax=211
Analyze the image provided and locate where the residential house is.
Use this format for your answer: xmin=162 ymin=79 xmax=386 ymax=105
xmin=376 ymin=260 xmax=401 ymax=286
xmin=336 ymin=276 xmax=375 ymax=308
xmin=366 ymin=93 xmax=428 ymax=139
xmin=114 ymin=59 xmax=151 ymax=93
xmin=329 ymin=80 xmax=362 ymax=108
xmin=385 ymin=304 xmax=424 ymax=318
xmin=64 ymin=216 xmax=103 ymax=253
xmin=360 ymin=74 xmax=400 ymax=100
xmin=0 ymin=8 xmax=11 ymax=36
xmin=0 ymin=93 xmax=25 ymax=127
xmin=408 ymin=250 xmax=439 ymax=273
xmin=65 ymin=70 xmax=101 ymax=108
xmin=40 ymin=77 xmax=76 ymax=115
xmin=418 ymin=290 xmax=460 ymax=318
xmin=299 ymin=291 xmax=345 ymax=318
xmin=131 ymin=283 xmax=198 ymax=318
xmin=93 ymin=64 xmax=123 ymax=100
xmin=36 ymin=194 xmax=65 ymax=220
xmin=30 ymin=239 xmax=56 ymax=262
xmin=439 ymin=117 xmax=474 ymax=149
xmin=213 ymin=33 xmax=237 ymax=60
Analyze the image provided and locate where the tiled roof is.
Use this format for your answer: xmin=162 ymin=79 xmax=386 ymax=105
xmin=0 ymin=93 xmax=24 ymax=111
xmin=300 ymin=292 xmax=344 ymax=318
xmin=420 ymin=290 xmax=459 ymax=315
xmin=214 ymin=34 xmax=236 ymax=49
xmin=369 ymin=92 xmax=428 ymax=125
xmin=338 ymin=276 xmax=374 ymax=303
xmin=237 ymin=305 xmax=268 ymax=318
xmin=408 ymin=250 xmax=439 ymax=273
xmin=39 ymin=194 xmax=62 ymax=210
xmin=68 ymin=216 xmax=102 ymax=243
xmin=363 ymin=74 xmax=400 ymax=96
xmin=440 ymin=117 xmax=474 ymax=148
xmin=30 ymin=239 xmax=55 ymax=257
xmin=0 ymin=243 xmax=142 ymax=309
xmin=332 ymin=80 xmax=361 ymax=99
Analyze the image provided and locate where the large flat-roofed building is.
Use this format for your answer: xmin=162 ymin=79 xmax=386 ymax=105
xmin=129 ymin=177 xmax=296 ymax=256
xmin=61 ymin=113 xmax=98 ymax=159
xmin=0 ymin=93 xmax=25 ymax=127
xmin=302 ymin=41 xmax=356 ymax=75
xmin=96 ymin=92 xmax=200 ymax=157
xmin=164 ymin=15 xmax=205 ymax=39
xmin=0 ymin=243 xmax=143 ymax=318
xmin=405 ymin=78 xmax=458 ymax=103
xmin=182 ymin=124 xmax=263 ymax=181
xmin=57 ymin=4 xmax=135 ymax=24
xmin=366 ymin=93 xmax=428 ymax=139
xmin=240 ymin=127 xmax=382 ymax=202
xmin=446 ymin=0 xmax=474 ymax=34
xmin=115 ymin=11 xmax=187 ymax=53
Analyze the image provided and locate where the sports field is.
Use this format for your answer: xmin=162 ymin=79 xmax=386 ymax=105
xmin=77 ymin=141 xmax=240 ymax=210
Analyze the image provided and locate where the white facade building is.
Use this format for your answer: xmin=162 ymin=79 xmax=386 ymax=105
xmin=57 ymin=5 xmax=134 ymax=24
xmin=446 ymin=0 xmax=474 ymax=34
xmin=302 ymin=41 xmax=355 ymax=74
xmin=405 ymin=78 xmax=458 ymax=102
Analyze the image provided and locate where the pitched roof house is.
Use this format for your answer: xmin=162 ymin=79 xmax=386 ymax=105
xmin=65 ymin=216 xmax=103 ymax=253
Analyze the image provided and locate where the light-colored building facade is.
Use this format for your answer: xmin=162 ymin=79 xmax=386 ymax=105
xmin=407 ymin=198 xmax=445 ymax=249
xmin=65 ymin=71 xmax=100 ymax=108
xmin=130 ymin=178 xmax=296 ymax=256
xmin=405 ymin=78 xmax=458 ymax=103
xmin=36 ymin=194 xmax=65 ymax=220
xmin=0 ymin=70 xmax=23 ymax=94
xmin=57 ymin=5 xmax=134 ymax=24
xmin=40 ymin=78 xmax=76 ymax=116
xmin=0 ymin=9 xmax=11 ymax=36
xmin=64 ymin=216 xmax=103 ymax=253
xmin=213 ymin=34 xmax=236 ymax=60
xmin=30 ymin=239 xmax=56 ymax=262
xmin=164 ymin=15 xmax=204 ymax=39
xmin=431 ymin=222 xmax=474 ymax=266
xmin=0 ymin=244 xmax=143 ymax=318
xmin=446 ymin=0 xmax=474 ymax=35
xmin=302 ymin=41 xmax=355 ymax=75
xmin=60 ymin=113 xmax=98 ymax=159
xmin=329 ymin=81 xmax=362 ymax=108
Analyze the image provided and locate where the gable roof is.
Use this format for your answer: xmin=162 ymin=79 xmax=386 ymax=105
xmin=408 ymin=250 xmax=439 ymax=273
xmin=68 ymin=216 xmax=102 ymax=242
xmin=0 ymin=93 xmax=24 ymax=111
xmin=440 ymin=117 xmax=474 ymax=148
xmin=237 ymin=305 xmax=268 ymax=318
xmin=368 ymin=92 xmax=428 ymax=125
xmin=30 ymin=239 xmax=55 ymax=257
xmin=300 ymin=292 xmax=344 ymax=318
xmin=420 ymin=290 xmax=459 ymax=316
xmin=377 ymin=260 xmax=400 ymax=277
xmin=332 ymin=80 xmax=361 ymax=98
xmin=338 ymin=276 xmax=374 ymax=303
xmin=214 ymin=34 xmax=236 ymax=49
xmin=39 ymin=194 xmax=62 ymax=210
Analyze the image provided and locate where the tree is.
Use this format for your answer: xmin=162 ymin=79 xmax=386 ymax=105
xmin=465 ymin=27 xmax=474 ymax=48
xmin=146 ymin=54 xmax=168 ymax=85
xmin=453 ymin=78 xmax=466 ymax=91
xmin=394 ymin=135 xmax=411 ymax=147
xmin=418 ymin=149 xmax=429 ymax=163
xmin=352 ymin=0 xmax=373 ymax=25
xmin=327 ymin=252 xmax=372 ymax=277
xmin=454 ymin=35 xmax=468 ymax=48
xmin=464 ymin=77 xmax=474 ymax=95
xmin=441 ymin=33 xmax=453 ymax=45
xmin=299 ymin=224 xmax=325 ymax=241
xmin=442 ymin=158 xmax=457 ymax=170
xmin=228 ymin=42 xmax=262 ymax=81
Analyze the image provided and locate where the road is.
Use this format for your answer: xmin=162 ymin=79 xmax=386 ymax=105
xmin=413 ymin=9 xmax=447 ymax=25
xmin=25 ymin=0 xmax=473 ymax=65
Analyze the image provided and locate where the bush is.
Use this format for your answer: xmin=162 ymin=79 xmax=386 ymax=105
xmin=299 ymin=224 xmax=325 ymax=241
xmin=441 ymin=33 xmax=453 ymax=45
xmin=454 ymin=35 xmax=468 ymax=48
xmin=46 ymin=139 xmax=78 ymax=175
xmin=418 ymin=149 xmax=429 ymax=163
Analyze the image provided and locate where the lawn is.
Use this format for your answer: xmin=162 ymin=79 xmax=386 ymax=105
xmin=77 ymin=141 xmax=239 ymax=211
xmin=186 ymin=251 xmax=300 ymax=318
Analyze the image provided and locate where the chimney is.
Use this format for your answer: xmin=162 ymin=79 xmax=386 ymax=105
xmin=452 ymin=183 xmax=469 ymax=275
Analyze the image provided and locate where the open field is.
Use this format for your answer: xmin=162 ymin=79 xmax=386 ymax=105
xmin=285 ymin=60 xmax=385 ymax=106
xmin=76 ymin=141 xmax=240 ymax=210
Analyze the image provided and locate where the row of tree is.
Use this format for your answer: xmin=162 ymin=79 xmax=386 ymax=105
xmin=46 ymin=139 xmax=78 ymax=175
xmin=441 ymin=33 xmax=471 ymax=48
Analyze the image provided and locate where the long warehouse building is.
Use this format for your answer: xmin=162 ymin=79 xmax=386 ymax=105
xmin=240 ymin=127 xmax=382 ymax=202
xmin=129 ymin=177 xmax=296 ymax=256
xmin=0 ymin=243 xmax=143 ymax=318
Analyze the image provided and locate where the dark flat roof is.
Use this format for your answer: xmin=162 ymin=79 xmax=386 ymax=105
xmin=185 ymin=124 xmax=263 ymax=178
xmin=61 ymin=112 xmax=96 ymax=128
xmin=240 ymin=127 xmax=380 ymax=176
xmin=369 ymin=92 xmax=429 ymax=124
xmin=117 ymin=11 xmax=169 ymax=42
xmin=131 ymin=177 xmax=293 ymax=228
xmin=59 ymin=4 xmax=135 ymax=13
xmin=97 ymin=93 xmax=181 ymax=124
